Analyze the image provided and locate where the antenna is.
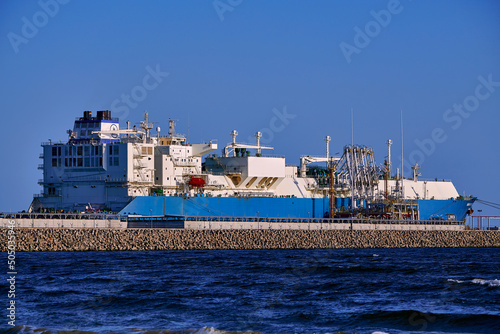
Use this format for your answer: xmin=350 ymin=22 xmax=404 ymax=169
xmin=400 ymin=110 xmax=404 ymax=198
xmin=140 ymin=111 xmax=154 ymax=141
xmin=351 ymin=108 xmax=353 ymax=148
xmin=230 ymin=130 xmax=238 ymax=157
xmin=255 ymin=132 xmax=262 ymax=155
xmin=351 ymin=108 xmax=354 ymax=215
xmin=168 ymin=119 xmax=176 ymax=137
xmin=386 ymin=139 xmax=392 ymax=177
xmin=325 ymin=136 xmax=331 ymax=158
xmin=325 ymin=135 xmax=331 ymax=168
xmin=231 ymin=130 xmax=238 ymax=144
xmin=412 ymin=163 xmax=421 ymax=182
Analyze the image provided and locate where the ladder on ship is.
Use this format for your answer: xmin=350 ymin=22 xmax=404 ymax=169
xmin=132 ymin=144 xmax=152 ymax=195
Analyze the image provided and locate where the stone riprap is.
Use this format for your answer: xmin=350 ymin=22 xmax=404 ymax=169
xmin=1 ymin=228 xmax=499 ymax=252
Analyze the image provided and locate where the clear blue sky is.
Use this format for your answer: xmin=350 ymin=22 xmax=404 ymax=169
xmin=1 ymin=0 xmax=499 ymax=218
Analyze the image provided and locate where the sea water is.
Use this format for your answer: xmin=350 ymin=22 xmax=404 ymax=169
xmin=2 ymin=247 xmax=499 ymax=334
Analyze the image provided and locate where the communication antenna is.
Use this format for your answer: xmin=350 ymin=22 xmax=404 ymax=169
xmin=351 ymin=108 xmax=354 ymax=215
xmin=168 ymin=119 xmax=178 ymax=137
xmin=140 ymin=111 xmax=154 ymax=141
xmin=255 ymin=132 xmax=262 ymax=155
xmin=351 ymin=108 xmax=353 ymax=148
xmin=400 ymin=110 xmax=404 ymax=198
xmin=325 ymin=135 xmax=331 ymax=158
xmin=386 ymin=139 xmax=392 ymax=177
xmin=231 ymin=130 xmax=238 ymax=144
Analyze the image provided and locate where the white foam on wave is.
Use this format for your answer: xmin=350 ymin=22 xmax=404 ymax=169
xmin=447 ymin=278 xmax=464 ymax=284
xmin=447 ymin=278 xmax=500 ymax=287
xmin=10 ymin=325 xmax=53 ymax=334
xmin=191 ymin=328 xmax=265 ymax=334
xmin=371 ymin=331 xmax=390 ymax=334
xmin=192 ymin=327 xmax=224 ymax=334
xmin=471 ymin=278 xmax=500 ymax=287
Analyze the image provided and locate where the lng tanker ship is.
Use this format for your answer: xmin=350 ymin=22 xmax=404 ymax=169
xmin=30 ymin=110 xmax=475 ymax=221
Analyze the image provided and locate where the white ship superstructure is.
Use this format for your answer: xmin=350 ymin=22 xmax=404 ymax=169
xmin=32 ymin=110 xmax=216 ymax=212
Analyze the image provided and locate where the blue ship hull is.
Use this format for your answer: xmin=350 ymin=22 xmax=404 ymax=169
xmin=119 ymin=196 xmax=474 ymax=221
xmin=417 ymin=199 xmax=473 ymax=220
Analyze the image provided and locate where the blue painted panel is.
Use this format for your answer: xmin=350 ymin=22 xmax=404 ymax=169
xmin=418 ymin=199 xmax=474 ymax=220
xmin=119 ymin=196 xmax=474 ymax=221
xmin=120 ymin=197 xmax=182 ymax=216
xmin=120 ymin=196 xmax=328 ymax=218
xmin=183 ymin=197 xmax=323 ymax=218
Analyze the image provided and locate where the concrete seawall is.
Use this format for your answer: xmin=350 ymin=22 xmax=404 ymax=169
xmin=1 ymin=228 xmax=499 ymax=251
xmin=0 ymin=217 xmax=466 ymax=231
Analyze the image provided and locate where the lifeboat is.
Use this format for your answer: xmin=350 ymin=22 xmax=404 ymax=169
xmin=189 ymin=177 xmax=205 ymax=187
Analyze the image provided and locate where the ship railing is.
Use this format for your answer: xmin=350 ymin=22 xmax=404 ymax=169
xmin=412 ymin=178 xmax=452 ymax=182
xmin=469 ymin=216 xmax=500 ymax=230
xmin=200 ymin=139 xmax=218 ymax=144
xmin=121 ymin=215 xmax=467 ymax=229
xmin=173 ymin=161 xmax=198 ymax=167
xmin=0 ymin=212 xmax=468 ymax=229
xmin=0 ymin=212 xmax=122 ymax=220
xmin=257 ymin=154 xmax=285 ymax=158
xmin=299 ymin=155 xmax=330 ymax=159
xmin=41 ymin=141 xmax=67 ymax=146
xmin=139 ymin=215 xmax=465 ymax=226
xmin=201 ymin=171 xmax=226 ymax=176
xmin=75 ymin=117 xmax=119 ymax=121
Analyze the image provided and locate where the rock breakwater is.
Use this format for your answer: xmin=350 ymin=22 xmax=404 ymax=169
xmin=1 ymin=228 xmax=499 ymax=251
